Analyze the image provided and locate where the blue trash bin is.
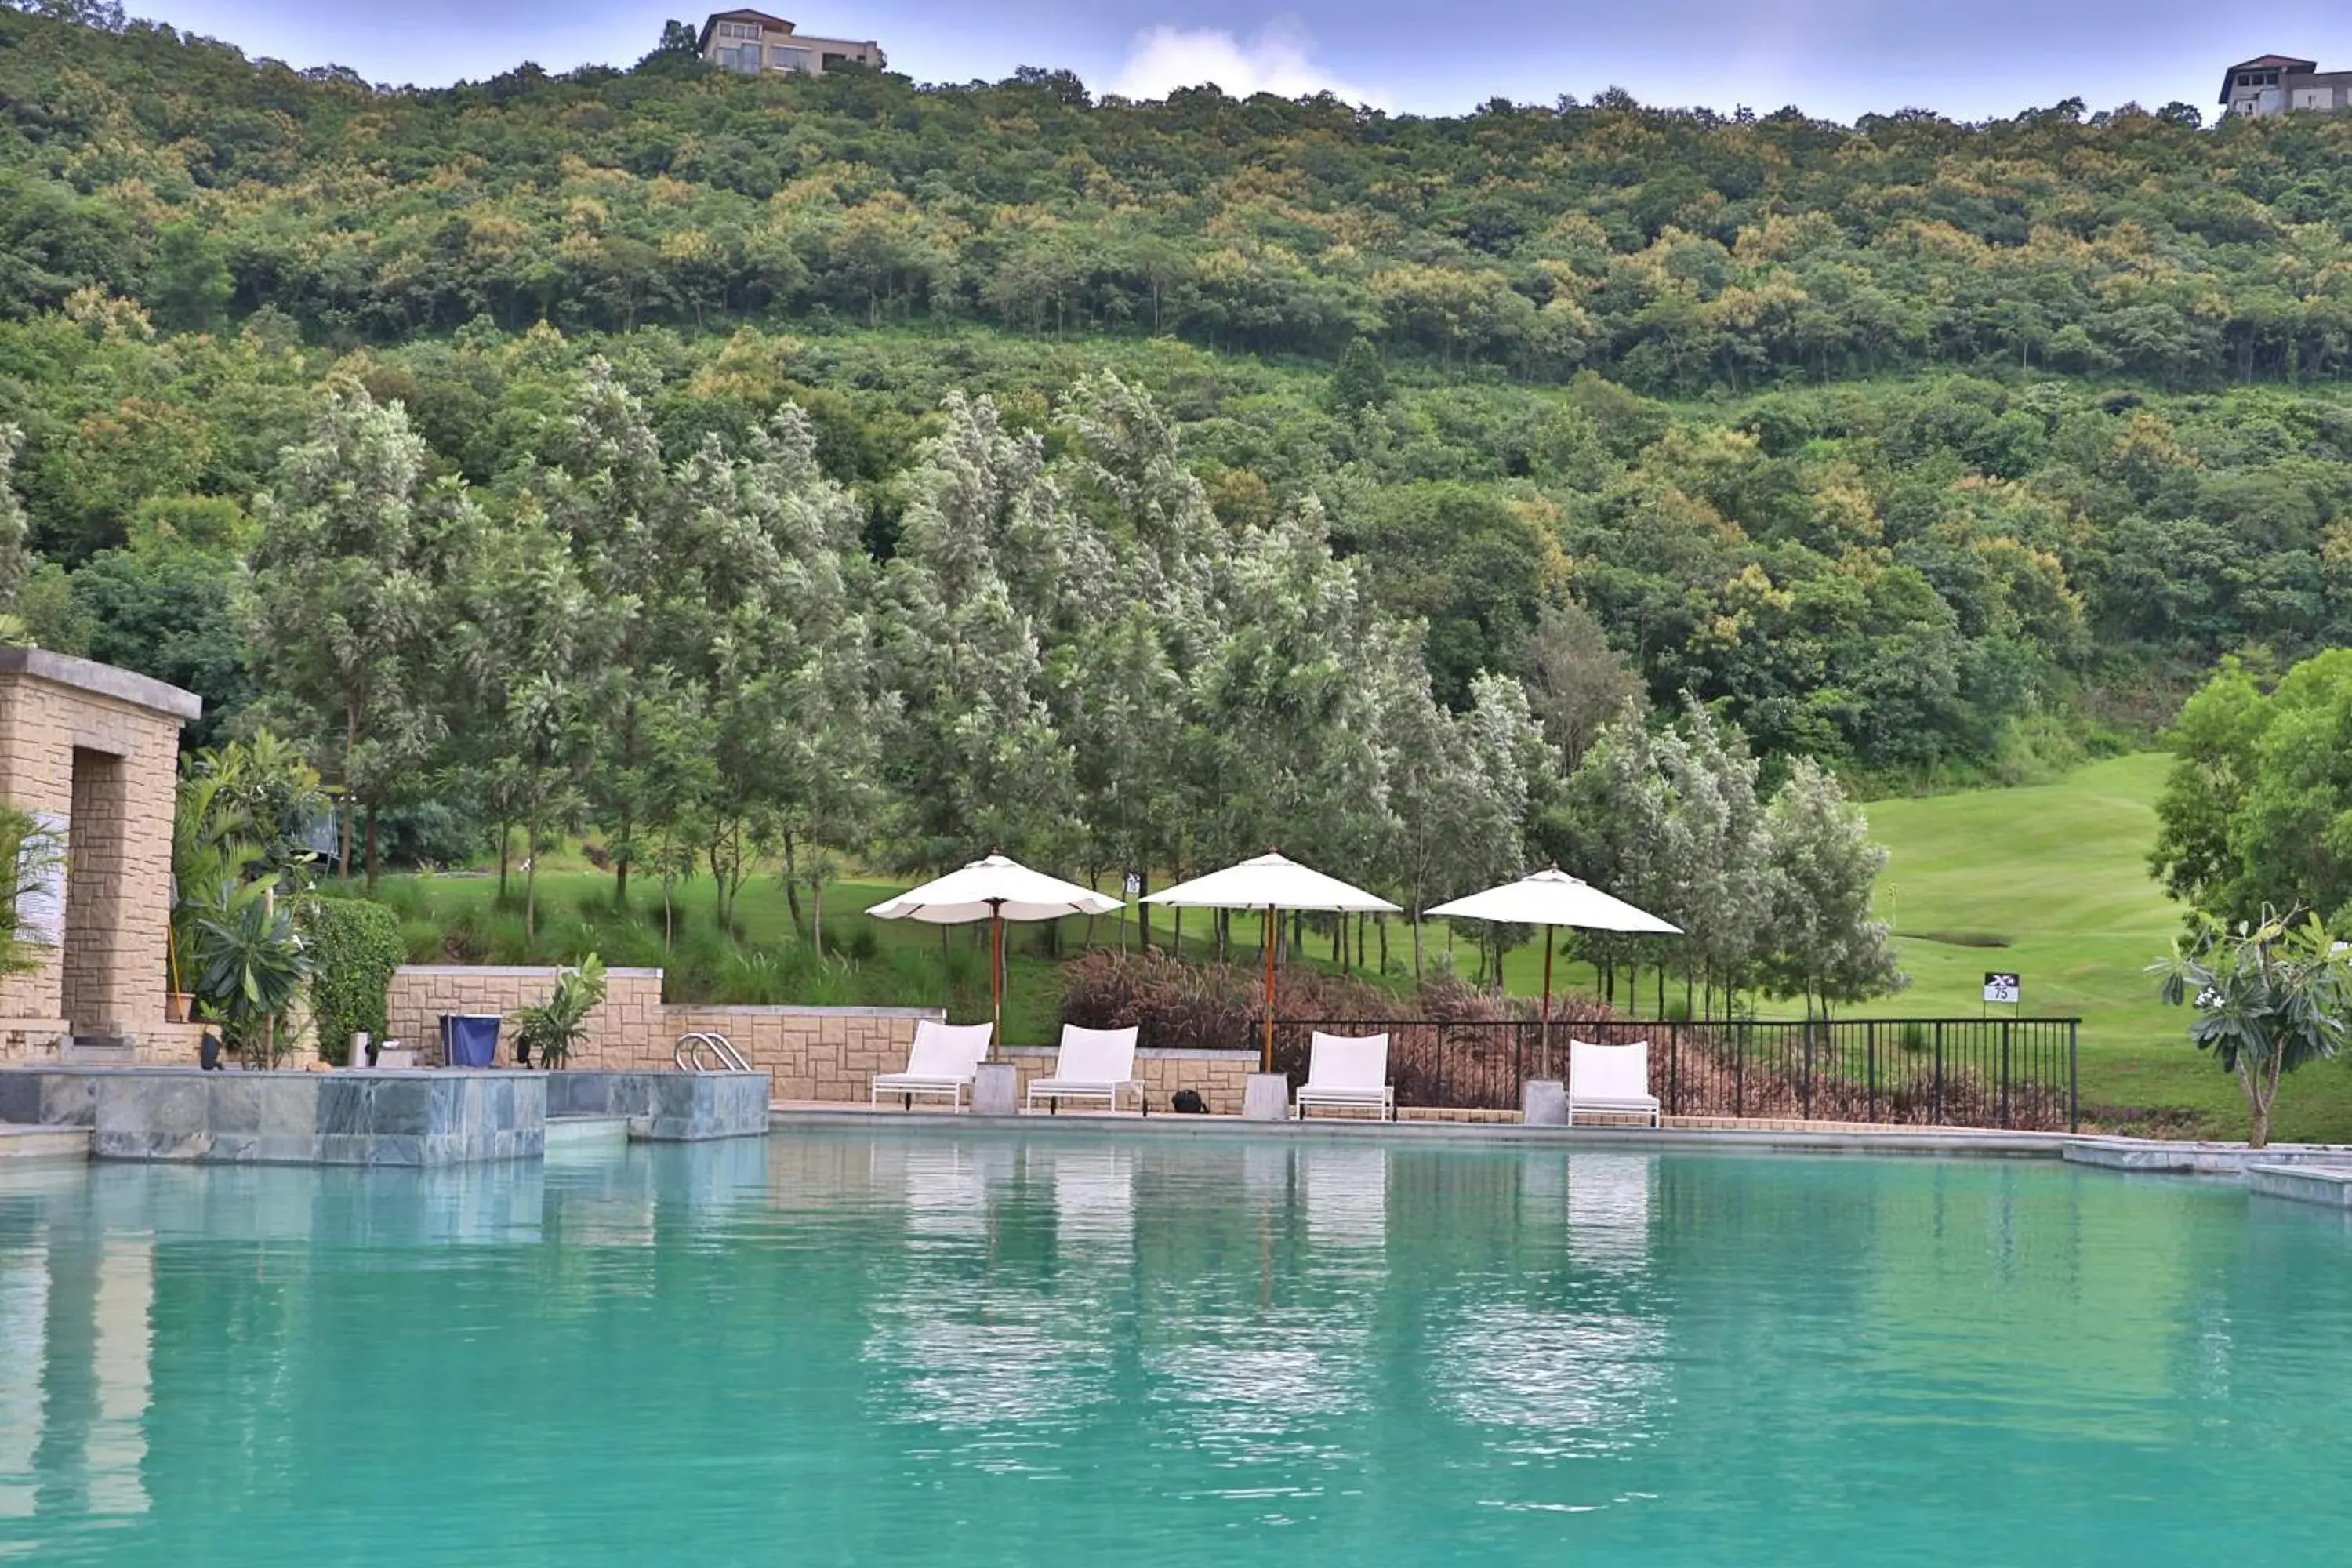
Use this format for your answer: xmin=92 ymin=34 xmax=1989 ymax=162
xmin=439 ymin=1014 xmax=501 ymax=1068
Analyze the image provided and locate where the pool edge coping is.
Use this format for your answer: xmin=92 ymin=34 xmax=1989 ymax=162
xmin=765 ymin=1106 xmax=2072 ymax=1158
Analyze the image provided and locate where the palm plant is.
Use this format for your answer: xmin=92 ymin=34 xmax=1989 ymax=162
xmin=0 ymin=803 xmax=61 ymax=980
xmin=172 ymin=767 xmax=262 ymax=1007
xmin=191 ymin=884 xmax=314 ymax=1066
xmin=507 ymin=954 xmax=608 ymax=1069
xmin=171 ymin=735 xmax=328 ymax=1010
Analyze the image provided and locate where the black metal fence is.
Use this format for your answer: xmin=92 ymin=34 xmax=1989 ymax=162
xmin=1264 ymin=1016 xmax=2080 ymax=1132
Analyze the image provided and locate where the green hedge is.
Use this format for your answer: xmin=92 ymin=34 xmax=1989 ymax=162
xmin=303 ymin=897 xmax=406 ymax=1062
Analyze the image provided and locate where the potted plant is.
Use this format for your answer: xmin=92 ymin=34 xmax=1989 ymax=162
xmin=507 ymin=954 xmax=608 ymax=1069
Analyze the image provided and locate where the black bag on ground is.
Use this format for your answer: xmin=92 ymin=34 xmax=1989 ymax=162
xmin=1171 ymin=1088 xmax=1207 ymax=1114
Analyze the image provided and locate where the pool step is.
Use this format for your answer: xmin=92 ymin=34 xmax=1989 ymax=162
xmin=59 ymin=1036 xmax=139 ymax=1066
xmin=546 ymin=1115 xmax=629 ymax=1152
xmin=0 ymin=1124 xmax=91 ymax=1163
xmin=2247 ymin=1163 xmax=2352 ymax=1210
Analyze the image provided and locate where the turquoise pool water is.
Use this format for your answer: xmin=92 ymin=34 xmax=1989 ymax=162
xmin=4 ymin=1134 xmax=2351 ymax=1565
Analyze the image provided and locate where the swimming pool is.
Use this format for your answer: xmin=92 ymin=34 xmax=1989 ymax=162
xmin=4 ymin=1134 xmax=2349 ymax=1565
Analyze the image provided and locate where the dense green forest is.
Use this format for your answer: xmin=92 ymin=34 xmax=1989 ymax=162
xmin=7 ymin=2 xmax=2352 ymax=827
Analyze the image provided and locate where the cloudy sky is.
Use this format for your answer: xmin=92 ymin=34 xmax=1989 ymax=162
xmin=124 ymin=1 xmax=2352 ymax=122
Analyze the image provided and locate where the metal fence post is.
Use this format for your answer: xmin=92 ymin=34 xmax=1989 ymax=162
xmin=1669 ymin=1025 xmax=1682 ymax=1116
xmin=2067 ymin=1020 xmax=2079 ymax=1134
xmin=2000 ymin=1018 xmax=2013 ymax=1127
xmin=1734 ymin=1023 xmax=1746 ymax=1118
xmin=1668 ymin=1022 xmax=1681 ymax=1120
xmin=1867 ymin=1019 xmax=1878 ymax=1123
xmin=1933 ymin=1022 xmax=1944 ymax=1126
xmin=1802 ymin=1022 xmax=1813 ymax=1120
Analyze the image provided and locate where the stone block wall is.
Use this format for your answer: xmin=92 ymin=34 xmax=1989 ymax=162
xmin=383 ymin=967 xmax=935 ymax=1091
xmin=995 ymin=1044 xmax=1258 ymax=1115
xmin=665 ymin=1005 xmax=934 ymax=1100
xmin=383 ymin=966 xmax=666 ymax=1066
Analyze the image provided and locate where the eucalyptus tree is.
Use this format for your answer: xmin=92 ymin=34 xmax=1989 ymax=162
xmin=1064 ymin=600 xmax=1185 ymax=935
xmin=0 ymin=423 xmax=31 ymax=614
xmin=445 ymin=496 xmax=593 ymax=936
xmin=681 ymin=403 xmax=881 ymax=941
xmin=1452 ymin=670 xmax=1555 ymax=979
xmin=1557 ymin=708 xmax=1676 ymax=1007
xmin=880 ymin=394 xmax=1077 ymax=874
xmin=1190 ymin=495 xmax=1386 ymax=880
xmin=1756 ymin=758 xmax=1906 ymax=1017
xmin=248 ymin=387 xmax=444 ymax=884
xmin=1051 ymin=374 xmax=1228 ymax=926
xmin=1656 ymin=697 xmax=1772 ymax=1016
xmin=1372 ymin=631 xmax=1490 ymax=978
xmin=635 ymin=669 xmax=718 ymax=949
xmin=528 ymin=359 xmax=676 ymax=907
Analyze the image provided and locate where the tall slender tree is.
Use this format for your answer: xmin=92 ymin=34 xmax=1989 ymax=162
xmin=248 ymin=387 xmax=443 ymax=884
xmin=1756 ymin=758 xmax=1906 ymax=1016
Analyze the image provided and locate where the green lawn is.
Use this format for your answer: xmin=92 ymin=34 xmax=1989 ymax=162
xmin=1851 ymin=753 xmax=2352 ymax=1141
xmin=1508 ymin=753 xmax=2348 ymax=1139
xmin=358 ymin=750 xmax=2350 ymax=1141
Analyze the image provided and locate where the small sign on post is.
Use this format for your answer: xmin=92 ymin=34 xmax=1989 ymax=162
xmin=1123 ymin=873 xmax=1142 ymax=896
xmin=1982 ymin=971 xmax=2021 ymax=1006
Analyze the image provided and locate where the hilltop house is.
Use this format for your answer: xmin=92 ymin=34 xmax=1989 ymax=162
xmin=2220 ymin=54 xmax=2352 ymax=116
xmin=698 ymin=11 xmax=884 ymax=77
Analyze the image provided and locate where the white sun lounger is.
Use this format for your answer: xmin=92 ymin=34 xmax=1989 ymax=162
xmin=1567 ymin=1039 xmax=1662 ymax=1127
xmin=1025 ymin=1025 xmax=1144 ymax=1114
xmin=872 ymin=1020 xmax=995 ymax=1110
xmin=1293 ymin=1031 xmax=1395 ymax=1121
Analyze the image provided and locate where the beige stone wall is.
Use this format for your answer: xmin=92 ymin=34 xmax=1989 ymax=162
xmin=996 ymin=1045 xmax=1258 ymax=1115
xmin=665 ymin=1006 xmax=933 ymax=1099
xmin=383 ymin=967 xmax=935 ymax=1085
xmin=383 ymin=966 xmax=1266 ymax=1107
xmin=0 ymin=652 xmax=195 ymax=1043
xmin=383 ymin=966 xmax=667 ymax=1065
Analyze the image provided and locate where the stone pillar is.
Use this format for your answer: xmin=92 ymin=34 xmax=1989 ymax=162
xmin=0 ymin=652 xmax=199 ymax=1045
xmin=1242 ymin=1073 xmax=1290 ymax=1122
xmin=1522 ymin=1078 xmax=1568 ymax=1126
xmin=62 ymin=749 xmax=129 ymax=1033
xmin=971 ymin=1061 xmax=1019 ymax=1116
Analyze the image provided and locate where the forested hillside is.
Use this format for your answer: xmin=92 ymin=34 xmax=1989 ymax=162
xmin=6 ymin=2 xmax=2352 ymax=809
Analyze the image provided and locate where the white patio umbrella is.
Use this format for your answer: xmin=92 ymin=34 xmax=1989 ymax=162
xmin=867 ymin=853 xmax=1123 ymax=1052
xmin=1143 ymin=851 xmax=1400 ymax=1072
xmin=1428 ymin=866 xmax=1680 ymax=1080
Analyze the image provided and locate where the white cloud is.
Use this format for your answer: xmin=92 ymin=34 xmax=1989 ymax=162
xmin=1110 ymin=21 xmax=1382 ymax=107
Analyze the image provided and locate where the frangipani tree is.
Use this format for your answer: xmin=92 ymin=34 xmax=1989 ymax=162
xmin=2154 ymin=909 xmax=2352 ymax=1149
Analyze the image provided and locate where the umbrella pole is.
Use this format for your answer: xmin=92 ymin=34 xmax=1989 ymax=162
xmin=1261 ymin=902 xmax=1276 ymax=1073
xmin=989 ymin=905 xmax=1004 ymax=1061
xmin=1540 ymin=924 xmax=1555 ymax=1081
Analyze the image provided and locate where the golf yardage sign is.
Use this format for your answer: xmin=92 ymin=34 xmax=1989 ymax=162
xmin=1982 ymin=971 xmax=2021 ymax=1005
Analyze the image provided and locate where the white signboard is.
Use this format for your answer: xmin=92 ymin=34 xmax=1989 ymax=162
xmin=1123 ymin=873 xmax=1142 ymax=897
xmin=1982 ymin=971 xmax=2021 ymax=1005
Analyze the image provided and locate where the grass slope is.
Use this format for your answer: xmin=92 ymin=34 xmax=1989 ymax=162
xmin=1856 ymin=753 xmax=2352 ymax=1141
